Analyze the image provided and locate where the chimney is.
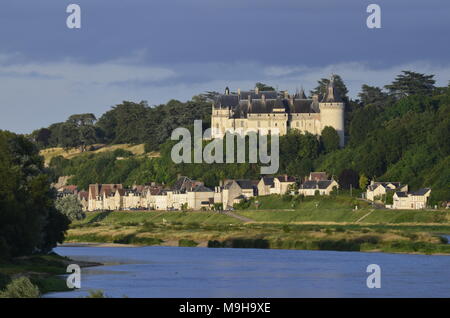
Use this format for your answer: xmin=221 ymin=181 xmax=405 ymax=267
xmin=284 ymin=91 xmax=289 ymax=99
xmin=262 ymin=94 xmax=266 ymax=103
xmin=237 ymin=88 xmax=241 ymax=96
xmin=312 ymin=94 xmax=318 ymax=103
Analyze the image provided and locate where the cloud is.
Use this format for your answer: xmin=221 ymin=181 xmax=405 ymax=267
xmin=0 ymin=53 xmax=449 ymax=134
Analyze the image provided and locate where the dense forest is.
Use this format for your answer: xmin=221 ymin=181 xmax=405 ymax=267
xmin=36 ymin=71 xmax=449 ymax=206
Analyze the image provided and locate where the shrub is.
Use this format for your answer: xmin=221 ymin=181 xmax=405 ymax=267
xmin=140 ymin=221 xmax=156 ymax=232
xmin=0 ymin=277 xmax=40 ymax=298
xmin=85 ymin=290 xmax=108 ymax=298
xmin=178 ymin=239 xmax=198 ymax=247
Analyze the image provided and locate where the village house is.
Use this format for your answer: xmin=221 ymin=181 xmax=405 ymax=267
xmin=214 ymin=179 xmax=258 ymax=209
xmin=392 ymin=188 xmax=431 ymax=210
xmin=307 ymin=172 xmax=329 ymax=182
xmin=366 ymin=181 xmax=408 ymax=201
xmin=88 ymin=184 xmax=123 ymax=211
xmin=78 ymin=191 xmax=89 ymax=211
xmin=86 ymin=177 xmax=215 ymax=212
xmin=257 ymin=175 xmax=296 ymax=196
xmin=298 ymin=179 xmax=339 ymax=196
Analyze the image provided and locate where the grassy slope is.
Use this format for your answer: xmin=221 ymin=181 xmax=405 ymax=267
xmin=237 ymin=195 xmax=450 ymax=224
xmin=40 ymin=143 xmax=160 ymax=165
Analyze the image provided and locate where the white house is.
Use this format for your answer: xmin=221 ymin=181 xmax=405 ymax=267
xmin=366 ymin=181 xmax=408 ymax=201
xmin=392 ymin=188 xmax=431 ymax=210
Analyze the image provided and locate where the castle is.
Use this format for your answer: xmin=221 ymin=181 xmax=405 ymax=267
xmin=211 ymin=75 xmax=345 ymax=147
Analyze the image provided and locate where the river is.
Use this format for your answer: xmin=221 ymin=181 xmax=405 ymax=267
xmin=45 ymin=244 xmax=450 ymax=298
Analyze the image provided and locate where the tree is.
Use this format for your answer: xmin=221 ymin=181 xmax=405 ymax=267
xmin=34 ymin=128 xmax=52 ymax=148
xmin=358 ymin=85 xmax=387 ymax=106
xmin=320 ymin=126 xmax=340 ymax=153
xmin=0 ymin=130 xmax=70 ymax=259
xmin=385 ymin=71 xmax=435 ymax=98
xmin=338 ymin=169 xmax=359 ymax=190
xmin=311 ymin=75 xmax=348 ymax=102
xmin=55 ymin=195 xmax=85 ymax=221
xmin=0 ymin=277 xmax=40 ymax=298
xmin=359 ymin=174 xmax=369 ymax=190
xmin=255 ymin=82 xmax=275 ymax=91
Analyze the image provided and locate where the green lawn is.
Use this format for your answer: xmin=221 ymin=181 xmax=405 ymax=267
xmin=77 ymin=210 xmax=239 ymax=226
xmin=236 ymin=194 xmax=450 ymax=224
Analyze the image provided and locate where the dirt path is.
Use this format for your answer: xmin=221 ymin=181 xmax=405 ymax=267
xmin=223 ymin=211 xmax=254 ymax=223
xmin=356 ymin=210 xmax=374 ymax=223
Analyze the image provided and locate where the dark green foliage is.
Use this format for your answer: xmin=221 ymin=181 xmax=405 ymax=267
xmin=0 ymin=131 xmax=70 ymax=259
xmin=320 ymin=126 xmax=340 ymax=153
xmin=255 ymin=82 xmax=275 ymax=91
xmin=385 ymin=71 xmax=436 ymax=99
xmin=208 ymin=239 xmax=269 ymax=249
xmin=178 ymin=239 xmax=198 ymax=247
xmin=338 ymin=169 xmax=359 ymax=190
xmin=358 ymin=85 xmax=388 ymax=106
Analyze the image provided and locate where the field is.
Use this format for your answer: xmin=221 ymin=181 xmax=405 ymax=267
xmin=65 ymin=195 xmax=450 ymax=255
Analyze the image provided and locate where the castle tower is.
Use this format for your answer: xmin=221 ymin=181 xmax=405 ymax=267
xmin=319 ymin=75 xmax=345 ymax=147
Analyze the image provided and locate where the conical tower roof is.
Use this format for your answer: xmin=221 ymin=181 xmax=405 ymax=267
xmin=321 ymin=75 xmax=342 ymax=103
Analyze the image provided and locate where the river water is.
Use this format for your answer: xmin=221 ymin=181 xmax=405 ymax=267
xmin=45 ymin=245 xmax=450 ymax=298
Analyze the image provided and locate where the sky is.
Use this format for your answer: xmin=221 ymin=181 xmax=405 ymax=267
xmin=0 ymin=0 xmax=449 ymax=133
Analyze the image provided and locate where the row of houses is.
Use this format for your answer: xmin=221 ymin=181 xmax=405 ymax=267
xmin=55 ymin=172 xmax=341 ymax=212
xmin=365 ymin=181 xmax=431 ymax=210
xmin=56 ymin=175 xmax=434 ymax=211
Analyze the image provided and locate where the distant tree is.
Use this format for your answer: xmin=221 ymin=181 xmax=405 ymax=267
xmin=385 ymin=71 xmax=435 ymax=98
xmin=310 ymin=75 xmax=349 ymax=102
xmin=255 ymin=82 xmax=275 ymax=91
xmin=338 ymin=169 xmax=359 ymax=190
xmin=55 ymin=195 xmax=85 ymax=221
xmin=358 ymin=85 xmax=388 ymax=106
xmin=34 ymin=128 xmax=52 ymax=148
xmin=320 ymin=126 xmax=340 ymax=153
xmin=359 ymin=174 xmax=369 ymax=190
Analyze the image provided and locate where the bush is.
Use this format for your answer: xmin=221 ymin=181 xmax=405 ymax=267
xmin=140 ymin=221 xmax=156 ymax=232
xmin=0 ymin=277 xmax=40 ymax=298
xmin=178 ymin=239 xmax=198 ymax=247
xmin=85 ymin=290 xmax=108 ymax=298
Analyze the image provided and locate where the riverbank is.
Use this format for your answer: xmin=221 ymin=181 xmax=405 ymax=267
xmin=0 ymin=253 xmax=101 ymax=296
xmin=65 ymin=207 xmax=450 ymax=255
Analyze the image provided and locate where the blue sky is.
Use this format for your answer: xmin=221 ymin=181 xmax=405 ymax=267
xmin=0 ymin=0 xmax=449 ymax=133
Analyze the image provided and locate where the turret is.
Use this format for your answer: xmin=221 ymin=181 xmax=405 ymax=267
xmin=319 ymin=75 xmax=345 ymax=147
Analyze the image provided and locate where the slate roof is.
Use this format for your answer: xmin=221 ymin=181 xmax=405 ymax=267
xmin=261 ymin=177 xmax=275 ymax=186
xmin=367 ymin=182 xmax=402 ymax=191
xmin=235 ymin=180 xmax=255 ymax=190
xmin=322 ymin=76 xmax=343 ymax=103
xmin=213 ymin=88 xmax=318 ymax=114
xmin=300 ymin=180 xmax=334 ymax=190
xmin=410 ymin=188 xmax=431 ymax=196
xmin=191 ymin=185 xmax=213 ymax=193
